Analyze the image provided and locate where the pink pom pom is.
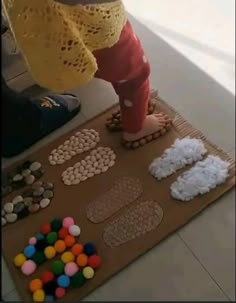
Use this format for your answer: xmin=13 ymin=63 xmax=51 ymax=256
xmin=63 ymin=217 xmax=74 ymax=228
xmin=21 ymin=260 xmax=37 ymax=276
xmin=28 ymin=237 xmax=37 ymax=245
xmin=64 ymin=262 xmax=78 ymax=277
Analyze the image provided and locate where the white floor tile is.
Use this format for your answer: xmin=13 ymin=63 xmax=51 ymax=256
xmin=1 ymin=257 xmax=15 ymax=296
xmin=179 ymin=189 xmax=235 ymax=301
xmin=3 ymin=289 xmax=21 ymax=302
xmin=85 ymin=235 xmax=228 ymax=301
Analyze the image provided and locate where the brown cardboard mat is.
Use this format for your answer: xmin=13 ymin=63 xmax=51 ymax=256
xmin=2 ymin=97 xmax=235 ymax=302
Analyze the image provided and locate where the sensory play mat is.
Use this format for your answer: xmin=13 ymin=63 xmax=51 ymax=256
xmin=2 ymin=96 xmax=235 ymax=302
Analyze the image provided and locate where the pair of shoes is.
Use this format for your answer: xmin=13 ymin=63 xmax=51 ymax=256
xmin=2 ymin=93 xmax=81 ymax=158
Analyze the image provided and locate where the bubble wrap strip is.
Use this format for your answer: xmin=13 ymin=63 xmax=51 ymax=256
xmin=86 ymin=177 xmax=143 ymax=223
xmin=103 ymin=200 xmax=163 ymax=247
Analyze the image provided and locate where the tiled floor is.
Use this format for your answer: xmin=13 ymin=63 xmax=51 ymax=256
xmin=2 ymin=1 xmax=235 ymax=301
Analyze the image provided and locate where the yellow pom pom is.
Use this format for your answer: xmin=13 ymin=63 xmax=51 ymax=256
xmin=82 ymin=266 xmax=95 ymax=279
xmin=44 ymin=246 xmax=56 ymax=259
xmin=33 ymin=289 xmax=45 ymax=302
xmin=14 ymin=253 xmax=26 ymax=267
xmin=61 ymin=251 xmax=75 ymax=264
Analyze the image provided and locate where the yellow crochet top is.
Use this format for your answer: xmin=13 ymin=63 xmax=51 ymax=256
xmin=2 ymin=0 xmax=127 ymax=92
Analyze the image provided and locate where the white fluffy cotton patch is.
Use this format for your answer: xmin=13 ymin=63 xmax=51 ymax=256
xmin=170 ymin=155 xmax=230 ymax=201
xmin=149 ymin=138 xmax=207 ymax=180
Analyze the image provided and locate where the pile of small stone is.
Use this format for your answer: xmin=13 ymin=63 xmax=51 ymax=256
xmin=2 ymin=182 xmax=54 ymax=227
xmin=48 ymin=129 xmax=100 ymax=165
xmin=62 ymin=147 xmax=116 ymax=185
xmin=2 ymin=161 xmax=44 ymax=197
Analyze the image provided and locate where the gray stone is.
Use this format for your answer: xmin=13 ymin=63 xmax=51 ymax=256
xmin=12 ymin=195 xmax=24 ymax=205
xmin=40 ymin=198 xmax=50 ymax=209
xmin=43 ymin=190 xmax=54 ymax=199
xmin=14 ymin=202 xmax=25 ymax=214
xmin=30 ymin=162 xmax=42 ymax=172
xmin=3 ymin=203 xmax=14 ymax=214
xmin=44 ymin=182 xmax=54 ymax=190
xmin=5 ymin=213 xmax=18 ymax=223
xmin=22 ymin=169 xmax=31 ymax=177
xmin=25 ymin=174 xmax=35 ymax=185
xmin=33 ymin=187 xmax=45 ymax=197
xmin=28 ymin=204 xmax=40 ymax=213
xmin=32 ymin=181 xmax=43 ymax=190
xmin=13 ymin=174 xmax=23 ymax=182
xmin=2 ymin=217 xmax=7 ymax=226
xmin=23 ymin=197 xmax=33 ymax=207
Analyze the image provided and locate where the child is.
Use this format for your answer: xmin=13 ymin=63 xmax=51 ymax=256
xmin=2 ymin=0 xmax=171 ymax=148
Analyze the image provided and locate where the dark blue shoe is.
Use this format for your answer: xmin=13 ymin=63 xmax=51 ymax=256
xmin=2 ymin=93 xmax=81 ymax=157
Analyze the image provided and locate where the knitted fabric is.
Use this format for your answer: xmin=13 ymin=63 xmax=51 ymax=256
xmin=2 ymin=0 xmax=127 ymax=92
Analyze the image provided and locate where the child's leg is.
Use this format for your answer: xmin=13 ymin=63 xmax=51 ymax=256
xmin=94 ymin=21 xmax=170 ymax=141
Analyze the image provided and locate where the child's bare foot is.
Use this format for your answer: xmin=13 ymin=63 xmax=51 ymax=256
xmin=106 ymin=89 xmax=158 ymax=132
xmin=123 ymin=113 xmax=171 ymax=142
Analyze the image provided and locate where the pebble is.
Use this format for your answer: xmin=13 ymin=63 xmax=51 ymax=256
xmin=22 ymin=169 xmax=31 ymax=177
xmin=12 ymin=195 xmax=24 ymax=205
xmin=14 ymin=202 xmax=25 ymax=214
xmin=40 ymin=198 xmax=50 ymax=209
xmin=29 ymin=204 xmax=40 ymax=213
xmin=32 ymin=181 xmax=43 ymax=190
xmin=2 ymin=217 xmax=7 ymax=226
xmin=12 ymin=174 xmax=23 ymax=182
xmin=4 ymin=202 xmax=14 ymax=213
xmin=18 ymin=207 xmax=29 ymax=219
xmin=25 ymin=174 xmax=35 ymax=185
xmin=5 ymin=213 xmax=18 ymax=223
xmin=33 ymin=187 xmax=45 ymax=197
xmin=43 ymin=190 xmax=54 ymax=199
xmin=32 ymin=169 xmax=43 ymax=179
xmin=23 ymin=197 xmax=33 ymax=207
xmin=44 ymin=182 xmax=54 ymax=190
xmin=22 ymin=160 xmax=32 ymax=170
xmin=30 ymin=162 xmax=42 ymax=172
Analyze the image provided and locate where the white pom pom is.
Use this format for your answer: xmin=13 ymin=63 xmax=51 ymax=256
xmin=69 ymin=225 xmax=81 ymax=237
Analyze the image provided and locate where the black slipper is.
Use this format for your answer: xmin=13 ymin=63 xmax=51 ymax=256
xmin=2 ymin=94 xmax=81 ymax=158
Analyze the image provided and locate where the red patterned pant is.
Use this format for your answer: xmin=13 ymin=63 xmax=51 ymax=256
xmin=94 ymin=21 xmax=150 ymax=133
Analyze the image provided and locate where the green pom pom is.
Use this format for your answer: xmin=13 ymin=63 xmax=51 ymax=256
xmin=32 ymin=251 xmax=46 ymax=265
xmin=46 ymin=232 xmax=57 ymax=245
xmin=50 ymin=218 xmax=62 ymax=232
xmin=51 ymin=260 xmax=64 ymax=276
xmin=71 ymin=272 xmax=86 ymax=288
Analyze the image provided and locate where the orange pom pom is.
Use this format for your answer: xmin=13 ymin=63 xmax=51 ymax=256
xmin=29 ymin=278 xmax=42 ymax=293
xmin=71 ymin=243 xmax=83 ymax=256
xmin=54 ymin=240 xmax=66 ymax=253
xmin=76 ymin=254 xmax=88 ymax=267
xmin=64 ymin=235 xmax=75 ymax=248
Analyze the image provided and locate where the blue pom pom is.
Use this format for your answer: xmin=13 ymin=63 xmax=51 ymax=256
xmin=84 ymin=243 xmax=96 ymax=256
xmin=24 ymin=245 xmax=36 ymax=258
xmin=57 ymin=275 xmax=70 ymax=288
